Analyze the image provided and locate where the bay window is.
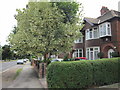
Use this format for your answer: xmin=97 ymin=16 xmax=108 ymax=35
xmin=99 ymin=22 xmax=111 ymax=37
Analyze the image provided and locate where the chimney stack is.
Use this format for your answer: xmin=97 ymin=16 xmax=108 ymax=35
xmin=100 ymin=6 xmax=109 ymax=15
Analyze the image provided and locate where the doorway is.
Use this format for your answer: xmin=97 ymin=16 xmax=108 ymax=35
xmin=108 ymin=49 xmax=114 ymax=58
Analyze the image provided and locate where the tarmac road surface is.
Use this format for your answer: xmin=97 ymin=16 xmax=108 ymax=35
xmin=0 ymin=61 xmax=17 ymax=73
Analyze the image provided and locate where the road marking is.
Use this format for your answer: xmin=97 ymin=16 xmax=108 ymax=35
xmin=0 ymin=68 xmax=10 ymax=74
xmin=2 ymin=68 xmax=10 ymax=73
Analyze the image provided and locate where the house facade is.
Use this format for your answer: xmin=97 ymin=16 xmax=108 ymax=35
xmin=72 ymin=6 xmax=120 ymax=60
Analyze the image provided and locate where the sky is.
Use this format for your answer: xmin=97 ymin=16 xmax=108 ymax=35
xmin=0 ymin=0 xmax=120 ymax=46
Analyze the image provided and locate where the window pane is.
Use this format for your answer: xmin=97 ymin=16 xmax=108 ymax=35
xmin=90 ymin=48 xmax=93 ymax=51
xmin=79 ymin=53 xmax=82 ymax=57
xmin=103 ymin=24 xmax=106 ymax=35
xmin=90 ymin=31 xmax=92 ymax=38
xmin=94 ymin=48 xmax=98 ymax=50
xmin=90 ymin=52 xmax=93 ymax=60
xmin=107 ymin=24 xmax=111 ymax=35
xmin=74 ymin=49 xmax=83 ymax=57
xmin=87 ymin=51 xmax=89 ymax=60
xmin=100 ymin=25 xmax=102 ymax=36
xmin=94 ymin=30 xmax=97 ymax=38
xmin=94 ymin=51 xmax=98 ymax=60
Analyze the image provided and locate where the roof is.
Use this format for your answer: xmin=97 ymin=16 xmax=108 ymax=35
xmin=84 ymin=17 xmax=99 ymax=25
xmin=84 ymin=10 xmax=120 ymax=25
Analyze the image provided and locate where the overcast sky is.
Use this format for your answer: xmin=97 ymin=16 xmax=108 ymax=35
xmin=0 ymin=0 xmax=119 ymax=46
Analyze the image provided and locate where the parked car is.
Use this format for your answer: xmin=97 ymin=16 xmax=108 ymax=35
xmin=17 ymin=59 xmax=24 ymax=64
xmin=23 ymin=59 xmax=27 ymax=63
xmin=64 ymin=58 xmax=75 ymax=61
xmin=51 ymin=58 xmax=63 ymax=63
xmin=75 ymin=57 xmax=87 ymax=61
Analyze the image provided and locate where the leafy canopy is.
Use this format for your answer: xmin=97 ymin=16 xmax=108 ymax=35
xmin=8 ymin=2 xmax=83 ymax=59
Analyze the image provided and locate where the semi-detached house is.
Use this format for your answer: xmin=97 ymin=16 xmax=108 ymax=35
xmin=71 ymin=6 xmax=120 ymax=60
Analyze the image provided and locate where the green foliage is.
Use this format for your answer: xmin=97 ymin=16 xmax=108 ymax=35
xmin=8 ymin=1 xmax=83 ymax=61
xmin=97 ymin=52 xmax=104 ymax=59
xmin=89 ymin=58 xmax=119 ymax=86
xmin=13 ymin=68 xmax=22 ymax=80
xmin=63 ymin=53 xmax=69 ymax=60
xmin=63 ymin=58 xmax=74 ymax=61
xmin=47 ymin=61 xmax=93 ymax=88
xmin=47 ymin=58 xmax=120 ymax=88
xmin=2 ymin=45 xmax=14 ymax=60
xmin=111 ymin=52 xmax=119 ymax=57
xmin=52 ymin=2 xmax=83 ymax=23
xmin=0 ymin=45 xmax=2 ymax=60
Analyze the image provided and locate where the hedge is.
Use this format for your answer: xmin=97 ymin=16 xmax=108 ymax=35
xmin=47 ymin=58 xmax=120 ymax=88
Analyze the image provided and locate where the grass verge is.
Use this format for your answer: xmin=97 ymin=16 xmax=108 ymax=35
xmin=13 ymin=68 xmax=22 ymax=80
xmin=2 ymin=60 xmax=17 ymax=63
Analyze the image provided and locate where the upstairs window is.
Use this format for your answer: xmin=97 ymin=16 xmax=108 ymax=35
xmin=93 ymin=28 xmax=99 ymax=38
xmin=99 ymin=22 xmax=111 ymax=37
xmin=74 ymin=37 xmax=83 ymax=43
xmin=89 ymin=30 xmax=93 ymax=39
xmin=86 ymin=27 xmax=99 ymax=40
xmin=107 ymin=23 xmax=111 ymax=35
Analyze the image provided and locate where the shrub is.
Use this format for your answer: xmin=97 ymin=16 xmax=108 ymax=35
xmin=111 ymin=52 xmax=119 ymax=57
xmin=47 ymin=61 xmax=93 ymax=88
xmin=47 ymin=58 xmax=120 ymax=88
xmin=97 ymin=52 xmax=104 ymax=59
xmin=63 ymin=58 xmax=75 ymax=61
xmin=90 ymin=58 xmax=119 ymax=85
xmin=63 ymin=53 xmax=69 ymax=61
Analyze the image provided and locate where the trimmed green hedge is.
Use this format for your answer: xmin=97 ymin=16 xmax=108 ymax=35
xmin=47 ymin=58 xmax=120 ymax=88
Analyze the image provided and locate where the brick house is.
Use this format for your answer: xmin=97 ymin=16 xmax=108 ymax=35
xmin=72 ymin=6 xmax=120 ymax=60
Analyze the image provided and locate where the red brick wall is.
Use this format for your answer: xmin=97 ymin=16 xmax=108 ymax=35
xmin=73 ymin=43 xmax=84 ymax=49
xmin=116 ymin=18 xmax=120 ymax=55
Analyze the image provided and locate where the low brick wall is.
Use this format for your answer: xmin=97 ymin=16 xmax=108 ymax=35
xmin=38 ymin=63 xmax=47 ymax=78
xmin=32 ymin=60 xmax=46 ymax=78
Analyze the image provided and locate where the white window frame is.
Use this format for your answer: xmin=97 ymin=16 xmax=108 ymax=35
xmin=85 ymin=27 xmax=99 ymax=40
xmin=93 ymin=28 xmax=99 ymax=39
xmin=86 ymin=47 xmax=100 ymax=60
xmin=74 ymin=37 xmax=83 ymax=43
xmin=73 ymin=48 xmax=83 ymax=58
xmin=99 ymin=22 xmax=111 ymax=37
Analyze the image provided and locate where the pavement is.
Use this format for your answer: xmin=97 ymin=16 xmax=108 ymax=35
xmin=98 ymin=83 xmax=120 ymax=88
xmin=8 ymin=62 xmax=46 ymax=88
xmin=1 ymin=61 xmax=47 ymax=89
xmin=39 ymin=77 xmax=47 ymax=88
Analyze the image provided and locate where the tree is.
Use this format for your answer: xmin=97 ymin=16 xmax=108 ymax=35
xmin=2 ymin=45 xmax=13 ymax=60
xmin=51 ymin=1 xmax=83 ymax=23
xmin=0 ymin=45 xmax=2 ymax=60
xmin=8 ymin=2 xmax=83 ymax=62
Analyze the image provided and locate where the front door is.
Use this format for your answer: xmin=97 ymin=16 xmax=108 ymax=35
xmin=108 ymin=49 xmax=114 ymax=58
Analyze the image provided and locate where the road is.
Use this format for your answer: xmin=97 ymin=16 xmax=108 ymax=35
xmin=2 ymin=62 xmax=46 ymax=88
xmin=0 ymin=61 xmax=17 ymax=73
